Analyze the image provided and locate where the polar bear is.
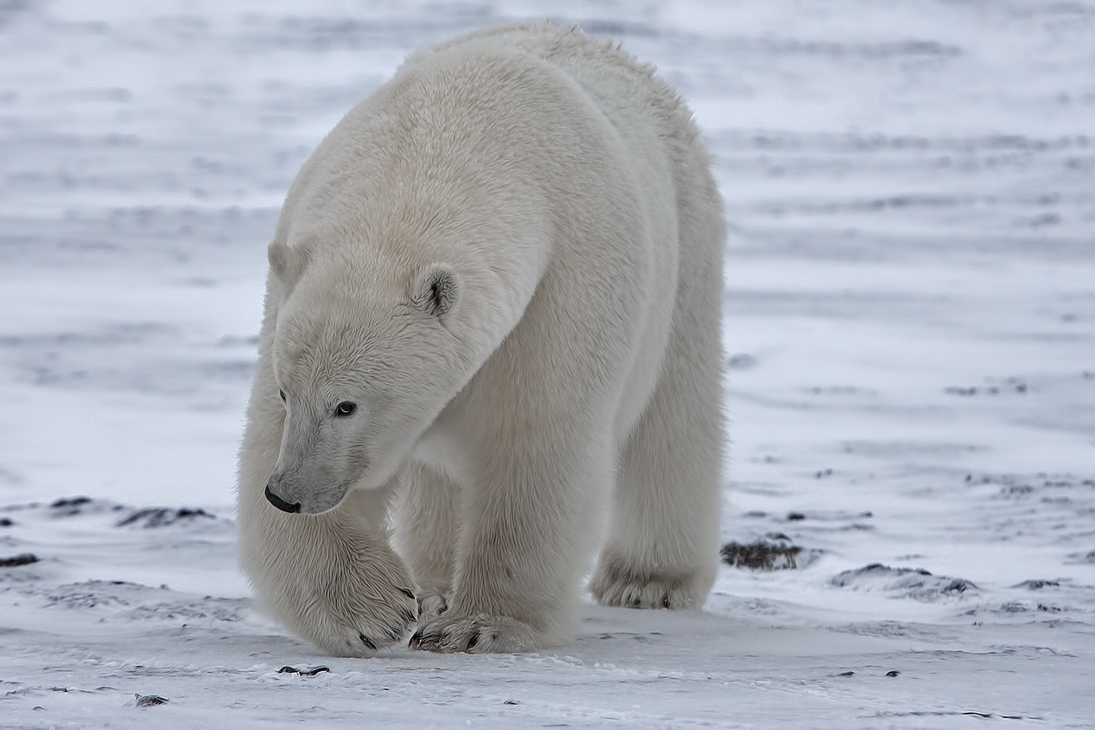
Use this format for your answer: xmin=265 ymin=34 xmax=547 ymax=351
xmin=237 ymin=22 xmax=725 ymax=656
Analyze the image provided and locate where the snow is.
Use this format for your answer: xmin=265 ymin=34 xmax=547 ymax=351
xmin=2 ymin=0 xmax=1094 ymax=726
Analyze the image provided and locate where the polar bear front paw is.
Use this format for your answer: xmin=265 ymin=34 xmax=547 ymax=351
xmin=589 ymin=560 xmax=701 ymax=610
xmin=408 ymin=613 xmax=545 ymax=654
xmin=281 ymin=548 xmax=420 ymax=658
xmin=308 ymin=582 xmax=419 ymax=658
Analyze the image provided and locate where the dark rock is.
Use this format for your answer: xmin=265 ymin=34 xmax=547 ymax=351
xmin=0 ymin=553 xmax=38 ymax=567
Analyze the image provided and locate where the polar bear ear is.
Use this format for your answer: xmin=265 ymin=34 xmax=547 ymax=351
xmin=411 ymin=264 xmax=460 ymax=318
xmin=268 ymin=240 xmax=310 ymax=287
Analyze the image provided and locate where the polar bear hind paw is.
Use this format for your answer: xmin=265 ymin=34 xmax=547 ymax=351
xmin=589 ymin=561 xmax=701 ymax=610
xmin=408 ymin=614 xmax=546 ymax=654
xmin=415 ymin=589 xmax=449 ymax=623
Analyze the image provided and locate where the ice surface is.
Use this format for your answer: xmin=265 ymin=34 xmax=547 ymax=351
xmin=1 ymin=0 xmax=1093 ymax=726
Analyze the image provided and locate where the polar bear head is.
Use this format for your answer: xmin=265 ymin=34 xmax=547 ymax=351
xmin=263 ymin=241 xmax=465 ymax=515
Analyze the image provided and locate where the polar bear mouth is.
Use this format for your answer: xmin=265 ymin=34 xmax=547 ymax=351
xmin=264 ymin=486 xmax=302 ymax=514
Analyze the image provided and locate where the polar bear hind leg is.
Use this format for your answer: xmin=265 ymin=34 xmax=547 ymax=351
xmin=590 ymin=164 xmax=724 ymax=611
xmin=391 ymin=461 xmax=460 ymax=621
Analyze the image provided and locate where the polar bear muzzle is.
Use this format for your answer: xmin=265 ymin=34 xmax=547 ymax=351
xmin=265 ymin=471 xmax=352 ymax=515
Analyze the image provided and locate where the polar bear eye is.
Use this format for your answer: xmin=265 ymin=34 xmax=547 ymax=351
xmin=335 ymin=401 xmax=357 ymax=417
xmin=279 ymin=390 xmax=286 ymax=402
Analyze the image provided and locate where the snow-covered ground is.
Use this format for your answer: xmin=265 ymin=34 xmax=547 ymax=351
xmin=2 ymin=1 xmax=1094 ymax=726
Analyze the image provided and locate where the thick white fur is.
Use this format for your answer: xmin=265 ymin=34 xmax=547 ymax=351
xmin=237 ymin=22 xmax=725 ymax=657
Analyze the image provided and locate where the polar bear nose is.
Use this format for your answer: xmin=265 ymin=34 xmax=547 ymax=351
xmin=264 ymin=485 xmax=302 ymax=513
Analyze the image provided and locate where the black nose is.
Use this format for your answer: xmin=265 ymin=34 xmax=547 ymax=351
xmin=265 ymin=486 xmax=302 ymax=513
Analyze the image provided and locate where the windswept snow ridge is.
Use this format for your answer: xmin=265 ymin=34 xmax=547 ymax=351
xmin=1 ymin=1 xmax=1094 ymax=727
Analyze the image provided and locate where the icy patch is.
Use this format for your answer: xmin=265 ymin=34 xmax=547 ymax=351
xmin=12 ymin=578 xmax=256 ymax=627
xmin=41 ymin=580 xmax=145 ymax=612
xmin=831 ymin=619 xmax=959 ymax=643
xmin=119 ymin=595 xmax=252 ymax=624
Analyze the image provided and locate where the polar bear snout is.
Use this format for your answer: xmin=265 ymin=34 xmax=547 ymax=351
xmin=264 ymin=484 xmax=302 ymax=514
xmin=265 ymin=466 xmax=352 ymax=515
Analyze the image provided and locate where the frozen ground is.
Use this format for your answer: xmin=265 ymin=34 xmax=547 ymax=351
xmin=2 ymin=0 xmax=1094 ymax=727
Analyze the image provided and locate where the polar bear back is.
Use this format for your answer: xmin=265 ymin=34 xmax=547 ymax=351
xmin=403 ymin=22 xmax=719 ymax=441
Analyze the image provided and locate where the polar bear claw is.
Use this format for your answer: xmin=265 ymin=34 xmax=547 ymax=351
xmin=410 ymin=614 xmax=547 ymax=654
xmin=589 ymin=561 xmax=703 ymax=611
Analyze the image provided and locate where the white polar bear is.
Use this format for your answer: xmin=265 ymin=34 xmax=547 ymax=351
xmin=237 ymin=22 xmax=725 ymax=656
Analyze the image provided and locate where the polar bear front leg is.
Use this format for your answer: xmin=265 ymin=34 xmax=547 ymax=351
xmin=237 ymin=354 xmax=418 ymax=657
xmin=409 ymin=420 xmax=609 ymax=654
xmin=241 ymin=487 xmax=418 ymax=657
